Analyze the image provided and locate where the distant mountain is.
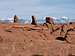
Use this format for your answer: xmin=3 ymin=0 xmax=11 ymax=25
xmin=0 ymin=20 xmax=11 ymax=23
xmin=19 ymin=19 xmax=25 ymax=24
xmin=0 ymin=17 xmax=75 ymax=24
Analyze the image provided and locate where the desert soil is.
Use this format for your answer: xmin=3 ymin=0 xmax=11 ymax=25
xmin=0 ymin=23 xmax=75 ymax=56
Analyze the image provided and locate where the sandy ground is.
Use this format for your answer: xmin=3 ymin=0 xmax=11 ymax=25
xmin=0 ymin=23 xmax=75 ymax=56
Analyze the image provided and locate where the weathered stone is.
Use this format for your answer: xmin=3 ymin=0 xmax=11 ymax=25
xmin=45 ymin=16 xmax=54 ymax=24
xmin=14 ymin=15 xmax=19 ymax=23
xmin=31 ymin=16 xmax=37 ymax=25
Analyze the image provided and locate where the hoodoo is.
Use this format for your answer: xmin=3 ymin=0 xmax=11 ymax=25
xmin=14 ymin=15 xmax=19 ymax=23
xmin=31 ymin=15 xmax=37 ymax=25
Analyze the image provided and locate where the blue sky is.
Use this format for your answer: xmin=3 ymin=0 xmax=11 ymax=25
xmin=0 ymin=0 xmax=75 ymax=20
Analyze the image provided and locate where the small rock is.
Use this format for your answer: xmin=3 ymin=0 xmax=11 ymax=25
xmin=32 ymin=54 xmax=43 ymax=56
xmin=5 ymin=29 xmax=12 ymax=32
xmin=30 ymin=40 xmax=32 ymax=42
xmin=68 ymin=54 xmax=75 ymax=56
xmin=0 ymin=36 xmax=3 ymax=43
